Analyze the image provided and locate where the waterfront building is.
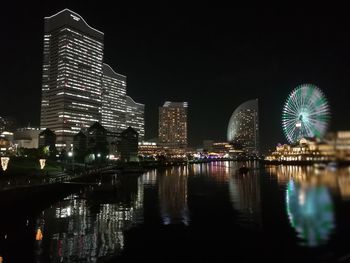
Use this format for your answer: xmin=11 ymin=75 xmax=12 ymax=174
xmin=118 ymin=126 xmax=139 ymax=162
xmin=227 ymin=99 xmax=259 ymax=155
xmin=14 ymin=127 xmax=44 ymax=149
xmin=138 ymin=141 xmax=165 ymax=157
xmin=265 ymin=133 xmax=350 ymax=163
xmin=0 ymin=137 xmax=10 ymax=153
xmin=159 ymin=101 xmax=188 ymax=149
xmin=40 ymin=9 xmax=104 ymax=148
xmin=202 ymin=140 xmax=214 ymax=152
xmin=125 ymin=96 xmax=145 ymax=141
xmin=101 ymin=64 xmax=127 ymax=133
xmin=86 ymin=122 xmax=108 ymax=157
xmin=73 ymin=131 xmax=87 ymax=161
xmin=39 ymin=128 xmax=57 ymax=149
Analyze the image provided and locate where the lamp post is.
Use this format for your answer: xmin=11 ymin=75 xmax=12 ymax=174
xmin=39 ymin=159 xmax=46 ymax=170
xmin=1 ymin=157 xmax=10 ymax=171
xmin=68 ymin=151 xmax=74 ymax=172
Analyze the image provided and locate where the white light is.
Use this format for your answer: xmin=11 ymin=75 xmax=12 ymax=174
xmin=39 ymin=159 xmax=46 ymax=170
xmin=70 ymin=14 xmax=81 ymax=21
xmin=1 ymin=157 xmax=10 ymax=171
xmin=68 ymin=152 xmax=73 ymax=157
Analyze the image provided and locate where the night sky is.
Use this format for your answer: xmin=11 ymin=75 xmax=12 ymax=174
xmin=1 ymin=2 xmax=350 ymax=153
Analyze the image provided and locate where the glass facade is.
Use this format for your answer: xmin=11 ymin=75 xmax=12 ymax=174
xmin=40 ymin=9 xmax=104 ymax=147
xmin=159 ymin=102 xmax=188 ymax=149
xmin=125 ymin=96 xmax=145 ymax=141
xmin=227 ymin=99 xmax=259 ymax=155
xmin=101 ymin=64 xmax=127 ymax=133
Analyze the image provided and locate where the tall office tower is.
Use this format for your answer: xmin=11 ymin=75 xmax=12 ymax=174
xmin=40 ymin=9 xmax=104 ymax=148
xmin=125 ymin=96 xmax=145 ymax=141
xmin=159 ymin=101 xmax=188 ymax=149
xmin=101 ymin=63 xmax=126 ymax=133
xmin=227 ymin=99 xmax=259 ymax=155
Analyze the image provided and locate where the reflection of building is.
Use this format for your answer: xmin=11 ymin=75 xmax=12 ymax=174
xmin=228 ymin=170 xmax=261 ymax=228
xmin=159 ymin=101 xmax=188 ymax=149
xmin=158 ymin=167 xmax=189 ymax=225
xmin=268 ymin=165 xmax=350 ymax=201
xmin=101 ymin=64 xmax=127 ymax=133
xmin=142 ymin=170 xmax=158 ymax=185
xmin=40 ymin=9 xmax=104 ymax=148
xmin=286 ymin=180 xmax=335 ymax=247
xmin=34 ymin=178 xmax=144 ymax=262
xmin=227 ymin=99 xmax=259 ymax=155
xmin=125 ymin=96 xmax=145 ymax=141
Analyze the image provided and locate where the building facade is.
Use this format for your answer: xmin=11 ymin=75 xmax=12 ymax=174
xmin=119 ymin=127 xmax=139 ymax=162
xmin=101 ymin=64 xmax=127 ymax=133
xmin=227 ymin=99 xmax=259 ymax=155
xmin=159 ymin=101 xmax=188 ymax=149
xmin=14 ymin=127 xmax=44 ymax=149
xmin=125 ymin=96 xmax=145 ymax=141
xmin=40 ymin=9 xmax=104 ymax=148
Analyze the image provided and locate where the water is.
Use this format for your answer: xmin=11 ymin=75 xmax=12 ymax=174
xmin=1 ymin=162 xmax=350 ymax=262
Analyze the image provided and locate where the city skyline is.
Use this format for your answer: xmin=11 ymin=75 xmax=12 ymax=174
xmin=1 ymin=3 xmax=350 ymax=153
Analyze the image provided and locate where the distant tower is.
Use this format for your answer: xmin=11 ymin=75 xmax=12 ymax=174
xmin=159 ymin=101 xmax=188 ymax=149
xmin=227 ymin=99 xmax=259 ymax=155
xmin=40 ymin=9 xmax=104 ymax=148
xmin=125 ymin=96 xmax=145 ymax=141
xmin=101 ymin=63 xmax=127 ymax=133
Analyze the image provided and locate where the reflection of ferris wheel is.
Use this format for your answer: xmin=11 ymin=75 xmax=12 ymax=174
xmin=282 ymin=84 xmax=330 ymax=144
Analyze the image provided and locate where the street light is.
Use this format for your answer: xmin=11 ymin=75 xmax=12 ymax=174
xmin=68 ymin=151 xmax=74 ymax=172
xmin=1 ymin=157 xmax=10 ymax=171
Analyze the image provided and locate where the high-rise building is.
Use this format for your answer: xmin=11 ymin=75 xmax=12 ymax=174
xmin=40 ymin=9 xmax=104 ymax=148
xmin=159 ymin=101 xmax=188 ymax=149
xmin=101 ymin=63 xmax=127 ymax=133
xmin=125 ymin=96 xmax=145 ymax=141
xmin=227 ymin=99 xmax=259 ymax=155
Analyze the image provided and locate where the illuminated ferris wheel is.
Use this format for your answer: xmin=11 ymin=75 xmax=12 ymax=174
xmin=282 ymin=84 xmax=330 ymax=144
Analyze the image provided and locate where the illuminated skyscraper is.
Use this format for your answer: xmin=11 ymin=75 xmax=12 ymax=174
xmin=159 ymin=101 xmax=188 ymax=149
xmin=227 ymin=99 xmax=259 ymax=155
xmin=101 ymin=63 xmax=126 ymax=133
xmin=125 ymin=96 xmax=145 ymax=141
xmin=40 ymin=9 xmax=104 ymax=147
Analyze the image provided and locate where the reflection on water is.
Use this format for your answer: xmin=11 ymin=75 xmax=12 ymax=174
xmin=2 ymin=163 xmax=350 ymax=262
xmin=268 ymin=165 xmax=350 ymax=200
xmin=158 ymin=166 xmax=190 ymax=225
xmin=142 ymin=170 xmax=158 ymax=186
xmin=228 ymin=166 xmax=262 ymax=228
xmin=286 ymin=180 xmax=335 ymax=247
xmin=266 ymin=165 xmax=350 ymax=247
xmin=34 ymin=177 xmax=144 ymax=262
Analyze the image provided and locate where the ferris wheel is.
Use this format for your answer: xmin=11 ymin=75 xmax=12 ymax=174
xmin=282 ymin=84 xmax=330 ymax=144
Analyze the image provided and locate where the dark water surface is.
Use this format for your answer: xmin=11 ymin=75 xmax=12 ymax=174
xmin=1 ymin=162 xmax=350 ymax=262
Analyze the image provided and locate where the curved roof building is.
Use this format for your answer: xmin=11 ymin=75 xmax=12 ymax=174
xmin=227 ymin=99 xmax=259 ymax=155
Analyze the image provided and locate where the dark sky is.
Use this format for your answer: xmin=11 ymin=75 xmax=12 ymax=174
xmin=1 ymin=2 xmax=350 ymax=153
